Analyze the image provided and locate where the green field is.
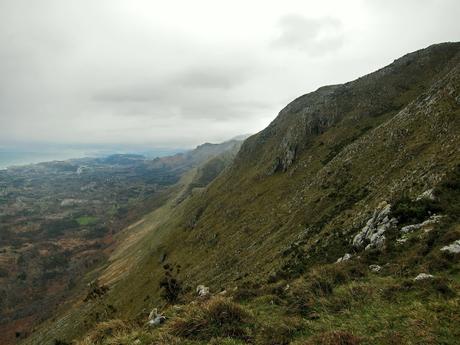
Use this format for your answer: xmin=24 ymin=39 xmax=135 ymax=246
xmin=76 ymin=216 xmax=98 ymax=226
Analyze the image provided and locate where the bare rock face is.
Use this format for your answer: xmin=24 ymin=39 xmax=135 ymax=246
xmin=441 ymin=240 xmax=460 ymax=254
xmin=353 ymin=201 xmax=398 ymax=250
xmin=270 ymin=143 xmax=297 ymax=174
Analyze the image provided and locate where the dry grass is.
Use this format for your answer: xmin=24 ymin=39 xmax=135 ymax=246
xmin=168 ymin=297 xmax=252 ymax=341
xmin=303 ymin=330 xmax=362 ymax=345
xmin=77 ymin=319 xmax=131 ymax=345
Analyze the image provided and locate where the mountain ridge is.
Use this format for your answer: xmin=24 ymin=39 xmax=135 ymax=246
xmin=20 ymin=42 xmax=460 ymax=345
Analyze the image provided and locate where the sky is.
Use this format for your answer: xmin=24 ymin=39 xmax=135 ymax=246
xmin=0 ymin=0 xmax=459 ymax=150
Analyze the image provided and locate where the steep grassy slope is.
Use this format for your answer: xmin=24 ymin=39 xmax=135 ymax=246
xmin=18 ymin=142 xmax=243 ymax=345
xmin=153 ymin=42 xmax=460 ymax=290
xmin=21 ymin=43 xmax=460 ymax=345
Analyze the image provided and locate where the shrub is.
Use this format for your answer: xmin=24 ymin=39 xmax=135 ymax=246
xmin=436 ymin=164 xmax=460 ymax=219
xmin=169 ymin=297 xmax=252 ymax=341
xmin=159 ymin=263 xmax=182 ymax=303
xmin=391 ymin=196 xmax=441 ymax=225
xmin=84 ymin=280 xmax=109 ymax=302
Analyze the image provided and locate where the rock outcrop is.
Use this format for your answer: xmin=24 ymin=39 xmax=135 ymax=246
xmin=353 ymin=202 xmax=397 ymax=250
xmin=400 ymin=215 xmax=443 ymax=233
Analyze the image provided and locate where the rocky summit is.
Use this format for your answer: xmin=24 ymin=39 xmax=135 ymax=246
xmin=10 ymin=42 xmax=460 ymax=345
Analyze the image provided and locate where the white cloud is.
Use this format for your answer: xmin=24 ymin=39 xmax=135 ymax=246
xmin=0 ymin=0 xmax=459 ymax=148
xmin=272 ymin=15 xmax=344 ymax=55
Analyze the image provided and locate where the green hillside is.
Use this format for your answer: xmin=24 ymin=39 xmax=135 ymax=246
xmin=22 ymin=43 xmax=460 ymax=345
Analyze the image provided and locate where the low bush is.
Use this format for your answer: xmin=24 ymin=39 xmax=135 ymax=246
xmin=391 ymin=196 xmax=441 ymax=225
xmin=169 ymin=297 xmax=252 ymax=341
xmin=159 ymin=263 xmax=183 ymax=304
xmin=84 ymin=280 xmax=109 ymax=302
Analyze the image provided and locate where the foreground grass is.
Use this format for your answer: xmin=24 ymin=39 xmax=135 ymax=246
xmin=69 ymin=166 xmax=460 ymax=345
xmin=76 ymin=265 xmax=460 ymax=345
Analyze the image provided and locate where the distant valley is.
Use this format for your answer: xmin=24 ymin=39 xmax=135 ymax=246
xmin=0 ymin=140 xmax=242 ymax=344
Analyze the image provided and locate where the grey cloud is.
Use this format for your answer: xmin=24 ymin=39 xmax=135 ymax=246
xmin=272 ymin=15 xmax=344 ymax=55
xmin=93 ymin=63 xmax=256 ymax=103
xmin=0 ymin=1 xmax=459 ymax=148
xmin=92 ymin=80 xmax=273 ymax=120
xmin=176 ymin=65 xmax=253 ymax=90
xmin=91 ymin=63 xmax=263 ymax=120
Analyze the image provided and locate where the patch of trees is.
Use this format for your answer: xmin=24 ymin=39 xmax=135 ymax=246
xmin=41 ymin=218 xmax=80 ymax=237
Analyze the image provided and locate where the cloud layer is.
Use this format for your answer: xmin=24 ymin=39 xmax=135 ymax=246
xmin=1 ymin=0 xmax=459 ymax=148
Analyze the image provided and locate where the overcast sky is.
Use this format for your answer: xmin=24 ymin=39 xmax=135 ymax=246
xmin=0 ymin=0 xmax=459 ymax=149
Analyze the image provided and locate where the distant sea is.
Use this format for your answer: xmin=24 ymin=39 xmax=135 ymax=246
xmin=0 ymin=147 xmax=184 ymax=170
xmin=0 ymin=151 xmax=88 ymax=169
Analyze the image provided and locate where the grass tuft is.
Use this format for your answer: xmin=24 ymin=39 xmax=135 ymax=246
xmin=168 ymin=297 xmax=252 ymax=341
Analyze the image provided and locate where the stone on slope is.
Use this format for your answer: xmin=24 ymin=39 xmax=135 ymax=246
xmin=400 ymin=215 xmax=443 ymax=233
xmin=440 ymin=240 xmax=460 ymax=254
xmin=336 ymin=253 xmax=352 ymax=263
xmin=414 ymin=273 xmax=434 ymax=281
